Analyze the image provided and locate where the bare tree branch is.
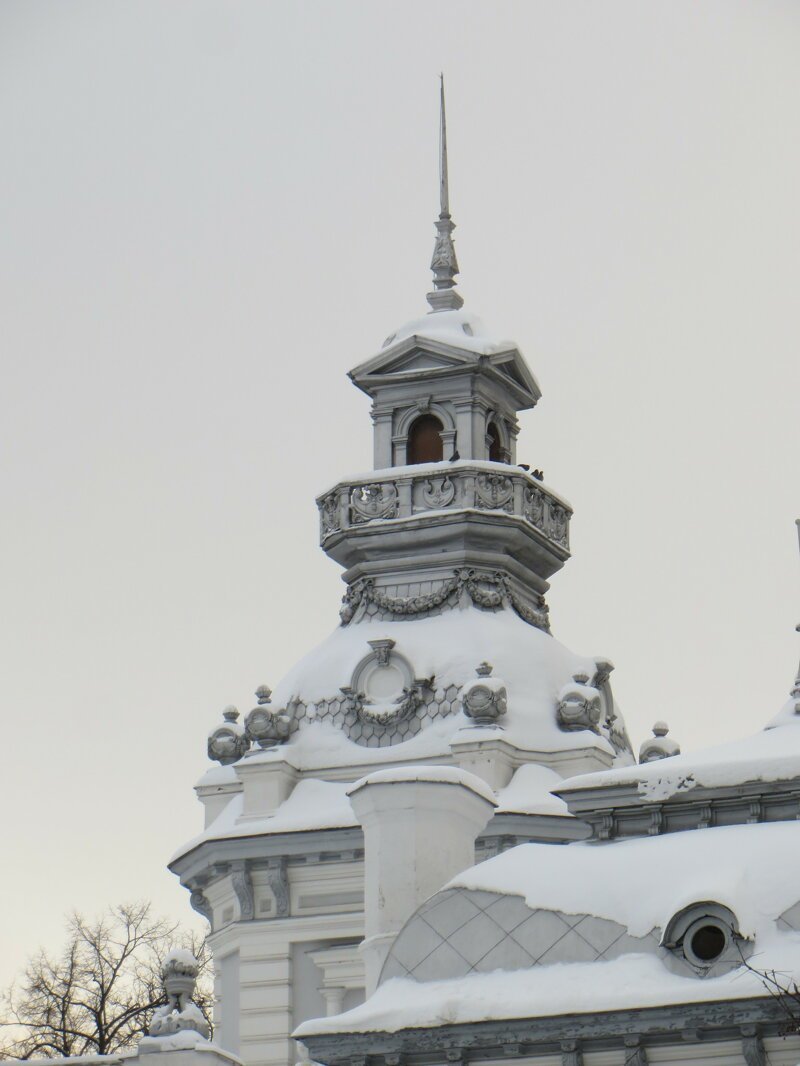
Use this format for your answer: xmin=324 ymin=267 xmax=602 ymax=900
xmin=0 ymin=902 xmax=212 ymax=1059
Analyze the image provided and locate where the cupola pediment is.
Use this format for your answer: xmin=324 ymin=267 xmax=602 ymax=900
xmin=349 ymin=330 xmax=541 ymax=411
xmin=358 ymin=339 xmax=469 ymax=378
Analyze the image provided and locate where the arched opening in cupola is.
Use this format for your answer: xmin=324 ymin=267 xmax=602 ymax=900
xmin=487 ymin=421 xmax=504 ymax=463
xmin=407 ymin=414 xmax=444 ymax=464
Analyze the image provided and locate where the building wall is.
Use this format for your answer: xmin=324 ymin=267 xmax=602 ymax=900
xmin=208 ymin=856 xmax=366 ymax=1066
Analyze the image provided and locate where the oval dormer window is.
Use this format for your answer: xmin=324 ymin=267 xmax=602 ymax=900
xmin=408 ymin=414 xmax=444 ymax=465
xmin=487 ymin=421 xmax=504 ymax=463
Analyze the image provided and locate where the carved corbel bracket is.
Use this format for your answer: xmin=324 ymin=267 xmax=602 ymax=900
xmin=189 ymin=888 xmax=212 ymax=925
xmin=623 ymin=1037 xmax=647 ymax=1066
xmin=561 ymin=1041 xmax=582 ymax=1066
xmin=741 ymin=1030 xmax=766 ymax=1066
xmin=267 ymin=857 xmax=290 ymax=918
xmin=230 ymin=860 xmax=254 ymax=921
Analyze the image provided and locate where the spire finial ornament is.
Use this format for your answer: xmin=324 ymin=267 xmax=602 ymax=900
xmin=427 ymin=75 xmax=464 ymax=313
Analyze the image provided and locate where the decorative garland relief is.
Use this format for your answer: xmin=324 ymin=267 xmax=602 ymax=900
xmin=339 ymin=566 xmax=550 ymax=632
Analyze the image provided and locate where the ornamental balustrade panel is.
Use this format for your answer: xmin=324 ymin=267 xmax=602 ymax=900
xmin=317 ymin=465 xmax=571 ymax=550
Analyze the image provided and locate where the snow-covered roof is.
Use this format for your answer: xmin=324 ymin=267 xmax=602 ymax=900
xmin=296 ymin=820 xmax=800 ymax=1036
xmin=558 ymin=697 xmax=800 ymax=802
xmin=449 ymin=821 xmax=800 ymax=938
xmin=348 ymin=765 xmax=497 ymax=805
xmin=175 ymin=608 xmax=629 ymax=861
xmin=266 ymin=607 xmax=624 ymax=767
xmin=170 ymin=777 xmax=359 ymax=863
xmin=379 ymin=309 xmax=517 ymax=357
xmin=175 ymin=755 xmax=571 ymax=865
xmin=494 ymin=763 xmax=569 ymax=817
xmin=294 ymin=943 xmax=797 ymax=1035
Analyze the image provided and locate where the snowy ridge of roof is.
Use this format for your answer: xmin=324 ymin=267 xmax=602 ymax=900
xmin=297 ymin=820 xmax=800 ymax=1038
xmin=348 ymin=765 xmax=497 ymax=804
xmin=495 ymin=763 xmax=569 ymax=817
xmin=178 ymin=749 xmax=570 ymax=863
xmin=294 ymin=933 xmax=800 ymax=1036
xmin=448 ymin=821 xmax=800 ymax=939
xmin=558 ymin=706 xmax=800 ymax=800
xmin=170 ymin=777 xmax=359 ymax=863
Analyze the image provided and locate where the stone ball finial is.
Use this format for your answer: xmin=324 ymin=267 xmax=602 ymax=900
xmin=639 ymin=721 xmax=681 ymax=763
xmin=245 ymin=702 xmax=293 ymax=749
xmin=208 ymin=706 xmax=249 ymax=765
xmin=462 ymin=662 xmax=507 ymax=726
xmin=556 ymin=676 xmax=602 ymax=734
xmin=255 ymin=684 xmax=272 ymax=704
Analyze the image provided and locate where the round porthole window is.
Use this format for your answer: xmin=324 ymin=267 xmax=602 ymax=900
xmin=683 ymin=918 xmax=729 ymax=966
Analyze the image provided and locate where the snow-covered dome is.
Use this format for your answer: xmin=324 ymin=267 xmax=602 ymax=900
xmin=381 ymin=309 xmax=517 ymax=357
xmin=263 ymin=606 xmax=631 ymax=770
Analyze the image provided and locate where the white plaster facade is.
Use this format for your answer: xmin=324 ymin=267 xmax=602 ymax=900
xmin=171 ymin=194 xmax=642 ymax=1066
xmin=169 ymin=96 xmax=800 ymax=1066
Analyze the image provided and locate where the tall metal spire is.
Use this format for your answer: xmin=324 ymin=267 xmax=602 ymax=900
xmin=427 ymin=76 xmax=464 ymax=312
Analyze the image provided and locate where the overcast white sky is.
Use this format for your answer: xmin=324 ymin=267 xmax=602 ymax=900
xmin=1 ymin=0 xmax=798 ymax=991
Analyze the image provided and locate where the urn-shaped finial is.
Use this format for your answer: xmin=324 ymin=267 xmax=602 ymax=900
xmin=639 ymin=721 xmax=681 ymax=763
xmin=461 ymin=662 xmax=507 ymax=726
xmin=245 ymin=685 xmax=293 ymax=748
xmin=207 ymin=706 xmax=249 ymax=765
xmin=556 ymin=674 xmax=602 ymax=733
xmin=145 ymin=949 xmax=209 ymax=1043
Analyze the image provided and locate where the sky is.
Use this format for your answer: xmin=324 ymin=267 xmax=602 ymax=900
xmin=0 ymin=0 xmax=798 ymax=993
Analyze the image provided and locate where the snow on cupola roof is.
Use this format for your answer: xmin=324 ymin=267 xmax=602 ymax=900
xmin=174 ymin=607 xmax=634 ymax=866
xmin=380 ymin=308 xmax=517 ymax=357
xmin=348 ymin=78 xmax=539 ymax=420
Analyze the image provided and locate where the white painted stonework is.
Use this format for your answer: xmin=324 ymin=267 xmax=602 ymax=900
xmin=348 ymin=767 xmax=496 ymax=992
xmin=171 ymin=96 xmax=800 ymax=1066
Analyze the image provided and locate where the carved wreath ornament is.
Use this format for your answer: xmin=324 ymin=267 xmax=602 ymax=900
xmin=341 ymin=638 xmax=432 ymax=727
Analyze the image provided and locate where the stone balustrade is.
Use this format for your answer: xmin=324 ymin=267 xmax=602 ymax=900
xmin=317 ymin=461 xmax=571 ymax=552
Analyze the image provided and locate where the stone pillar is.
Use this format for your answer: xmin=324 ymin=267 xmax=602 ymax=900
xmin=318 ymin=986 xmax=346 ymax=1016
xmin=347 ymin=766 xmax=496 ymax=993
xmin=372 ymin=409 xmax=394 ymax=468
xmin=454 ymin=402 xmax=474 ymax=459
